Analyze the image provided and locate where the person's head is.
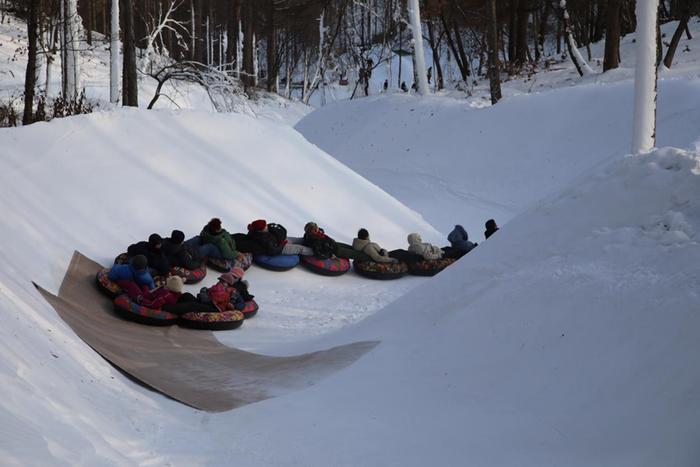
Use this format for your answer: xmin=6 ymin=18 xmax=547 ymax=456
xmin=357 ymin=228 xmax=369 ymax=240
xmin=130 ymin=254 xmax=148 ymax=271
xmin=407 ymin=233 xmax=421 ymax=245
xmin=170 ymin=229 xmax=185 ymax=245
xmin=166 ymin=275 xmax=184 ymax=294
xmin=230 ymin=267 xmax=245 ymax=281
xmin=148 ymin=233 xmax=162 ymax=249
xmin=248 ymin=219 xmax=267 ymax=232
xmin=304 ymin=222 xmax=319 ymax=234
xmin=485 ymin=219 xmax=498 ymax=231
xmin=218 ymin=272 xmax=237 ymax=286
xmin=207 ymin=218 xmax=222 ymax=233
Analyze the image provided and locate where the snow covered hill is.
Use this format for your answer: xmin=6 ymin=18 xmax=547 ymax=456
xmin=296 ymin=78 xmax=700 ymax=236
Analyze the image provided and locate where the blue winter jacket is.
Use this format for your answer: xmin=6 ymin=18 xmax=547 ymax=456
xmin=108 ymin=263 xmax=157 ymax=290
xmin=447 ymin=225 xmax=476 ymax=253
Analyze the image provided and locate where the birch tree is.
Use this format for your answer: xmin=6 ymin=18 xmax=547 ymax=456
xmin=110 ymin=0 xmax=119 ymax=103
xmin=62 ymin=0 xmax=82 ymax=101
xmin=631 ymin=0 xmax=659 ymax=154
xmin=407 ymin=0 xmax=429 ymax=95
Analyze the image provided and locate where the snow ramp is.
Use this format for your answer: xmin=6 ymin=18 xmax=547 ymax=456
xmin=35 ymin=251 xmax=378 ymax=412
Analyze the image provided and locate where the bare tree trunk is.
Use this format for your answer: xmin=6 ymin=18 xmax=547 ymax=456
xmin=514 ymin=0 xmax=530 ymax=68
xmin=663 ymin=6 xmax=690 ymax=68
xmin=486 ymin=0 xmax=502 ymax=104
xmin=110 ymin=0 xmax=119 ymax=103
xmin=242 ymin=0 xmax=255 ymax=87
xmin=266 ymin=0 xmax=275 ymax=92
xmin=23 ymin=0 xmax=39 ymax=124
xmin=121 ymin=0 xmax=138 ymax=106
xmin=604 ymin=0 xmax=622 ymax=71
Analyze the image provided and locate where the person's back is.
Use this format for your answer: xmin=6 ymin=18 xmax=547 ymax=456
xmin=127 ymin=233 xmax=170 ymax=274
xmin=352 ymin=228 xmax=396 ymax=263
xmin=407 ymin=233 xmax=443 ymax=260
xmin=448 ymin=225 xmax=476 ymax=253
xmin=200 ymin=218 xmax=238 ymax=260
xmin=484 ymin=219 xmax=499 ymax=239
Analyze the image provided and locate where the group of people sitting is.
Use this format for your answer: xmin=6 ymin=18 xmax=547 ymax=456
xmin=106 ymin=217 xmax=500 ymax=311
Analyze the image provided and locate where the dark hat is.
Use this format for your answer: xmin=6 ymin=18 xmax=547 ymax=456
xmin=170 ymin=230 xmax=185 ymax=244
xmin=358 ymin=228 xmax=369 ymax=240
xmin=130 ymin=254 xmax=148 ymax=271
xmin=485 ymin=219 xmax=498 ymax=230
xmin=248 ymin=219 xmax=267 ymax=232
xmin=148 ymin=233 xmax=162 ymax=247
xmin=208 ymin=218 xmax=222 ymax=233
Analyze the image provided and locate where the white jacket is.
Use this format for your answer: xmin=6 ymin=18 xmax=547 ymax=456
xmin=407 ymin=233 xmax=443 ymax=260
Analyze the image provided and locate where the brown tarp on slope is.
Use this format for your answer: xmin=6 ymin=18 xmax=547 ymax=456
xmin=35 ymin=251 xmax=379 ymax=412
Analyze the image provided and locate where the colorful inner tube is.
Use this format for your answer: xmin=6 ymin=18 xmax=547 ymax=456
xmin=241 ymin=300 xmax=259 ymax=319
xmin=168 ymin=265 xmax=207 ymax=284
xmin=353 ymin=260 xmax=408 ymax=280
xmin=178 ymin=310 xmax=245 ymax=331
xmin=300 ymin=256 xmax=351 ymax=277
xmin=254 ymin=254 xmax=300 ymax=271
xmin=207 ymin=252 xmax=253 ymax=273
xmin=112 ymin=294 xmax=179 ymax=326
xmin=407 ymin=258 xmax=457 ymax=277
xmin=96 ymin=268 xmax=122 ymax=299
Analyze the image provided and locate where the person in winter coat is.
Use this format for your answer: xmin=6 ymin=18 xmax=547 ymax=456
xmin=352 ymin=228 xmax=398 ymax=263
xmin=108 ymin=255 xmax=159 ymax=303
xmin=246 ymin=219 xmax=286 ymax=256
xmin=141 ymin=275 xmax=185 ymax=309
xmin=127 ymin=233 xmax=170 ymax=275
xmin=303 ymin=222 xmax=338 ymax=259
xmin=444 ymin=225 xmax=477 ymax=258
xmin=206 ymin=268 xmax=246 ymax=312
xmin=407 ymin=233 xmax=444 ymax=260
xmin=485 ymin=219 xmax=499 ymax=239
xmin=197 ymin=218 xmax=238 ymax=260
xmin=162 ymin=229 xmax=202 ymax=269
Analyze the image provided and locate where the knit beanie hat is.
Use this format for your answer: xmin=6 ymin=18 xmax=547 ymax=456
xmin=166 ymin=275 xmax=184 ymax=294
xmin=304 ymin=222 xmax=318 ymax=234
xmin=130 ymin=254 xmax=148 ymax=271
xmin=208 ymin=218 xmax=223 ymax=233
xmin=171 ymin=230 xmax=185 ymax=244
xmin=230 ymin=267 xmax=245 ymax=280
xmin=248 ymin=219 xmax=267 ymax=232
xmin=148 ymin=233 xmax=162 ymax=247
xmin=219 ymin=272 xmax=237 ymax=286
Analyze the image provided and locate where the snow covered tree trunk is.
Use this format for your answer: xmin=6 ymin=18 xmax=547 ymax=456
xmin=560 ymin=0 xmax=594 ymax=76
xmin=110 ymin=0 xmax=119 ymax=104
xmin=407 ymin=0 xmax=429 ymax=95
xmin=63 ymin=0 xmax=81 ymax=101
xmin=236 ymin=21 xmax=242 ymax=79
xmin=253 ymin=33 xmax=259 ymax=87
xmin=631 ymin=0 xmax=659 ymax=154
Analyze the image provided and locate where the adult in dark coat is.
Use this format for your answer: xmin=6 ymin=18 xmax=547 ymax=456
xmin=162 ymin=229 xmax=202 ymax=269
xmin=302 ymin=222 xmax=337 ymax=259
xmin=485 ymin=219 xmax=499 ymax=239
xmin=245 ymin=219 xmax=285 ymax=256
xmin=443 ymin=225 xmax=477 ymax=259
xmin=127 ymin=233 xmax=170 ymax=275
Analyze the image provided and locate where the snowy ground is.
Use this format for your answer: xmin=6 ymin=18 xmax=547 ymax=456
xmin=1 ymin=13 xmax=700 ymax=467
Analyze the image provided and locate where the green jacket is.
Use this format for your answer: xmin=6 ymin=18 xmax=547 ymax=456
xmin=201 ymin=228 xmax=238 ymax=260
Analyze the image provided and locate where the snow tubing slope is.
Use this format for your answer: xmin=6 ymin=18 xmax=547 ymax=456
xmin=254 ymin=254 xmax=300 ymax=271
xmin=34 ymin=251 xmax=379 ymax=412
xmin=300 ymin=256 xmax=351 ymax=276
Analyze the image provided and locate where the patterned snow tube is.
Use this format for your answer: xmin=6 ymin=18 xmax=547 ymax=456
xmin=168 ymin=265 xmax=207 ymax=284
xmin=96 ymin=268 xmax=122 ymax=299
xmin=116 ymin=252 xmax=207 ymax=284
xmin=353 ymin=260 xmax=408 ymax=280
xmin=407 ymin=258 xmax=457 ymax=277
xmin=207 ymin=252 xmax=253 ymax=273
xmin=300 ymin=256 xmax=351 ymax=277
xmin=254 ymin=254 xmax=300 ymax=271
xmin=178 ymin=310 xmax=245 ymax=331
xmin=112 ymin=294 xmax=179 ymax=326
xmin=242 ymin=300 xmax=259 ymax=319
